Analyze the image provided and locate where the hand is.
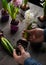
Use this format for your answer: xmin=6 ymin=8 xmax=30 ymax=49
xmin=13 ymin=45 xmax=31 ymax=65
xmin=22 ymin=28 xmax=44 ymax=43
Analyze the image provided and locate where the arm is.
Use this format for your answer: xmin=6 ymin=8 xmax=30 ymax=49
xmin=24 ymin=58 xmax=42 ymax=65
xmin=13 ymin=45 xmax=42 ymax=65
xmin=44 ymin=29 xmax=46 ymax=42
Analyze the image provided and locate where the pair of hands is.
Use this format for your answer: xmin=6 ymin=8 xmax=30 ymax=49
xmin=13 ymin=28 xmax=44 ymax=65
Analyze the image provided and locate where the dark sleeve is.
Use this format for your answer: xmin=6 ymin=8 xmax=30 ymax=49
xmin=24 ymin=58 xmax=42 ymax=65
xmin=44 ymin=29 xmax=46 ymax=42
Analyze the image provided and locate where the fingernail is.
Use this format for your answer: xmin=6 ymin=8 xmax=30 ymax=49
xmin=13 ymin=49 xmax=15 ymax=52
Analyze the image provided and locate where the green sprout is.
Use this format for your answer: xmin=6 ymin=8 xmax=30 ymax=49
xmin=24 ymin=23 xmax=32 ymax=40
xmin=24 ymin=21 xmax=36 ymax=40
xmin=1 ymin=0 xmax=8 ymax=11
xmin=43 ymin=0 xmax=46 ymax=16
xmin=24 ymin=0 xmax=28 ymax=5
xmin=7 ymin=3 xmax=19 ymax=20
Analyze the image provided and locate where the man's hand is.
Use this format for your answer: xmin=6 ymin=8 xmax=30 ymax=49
xmin=22 ymin=28 xmax=44 ymax=43
xmin=13 ymin=45 xmax=31 ymax=65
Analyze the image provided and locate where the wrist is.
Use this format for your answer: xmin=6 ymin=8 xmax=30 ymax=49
xmin=24 ymin=57 xmax=32 ymax=65
xmin=41 ymin=29 xmax=44 ymax=42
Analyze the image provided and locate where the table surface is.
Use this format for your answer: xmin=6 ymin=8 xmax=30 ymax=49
xmin=0 ymin=1 xmax=46 ymax=65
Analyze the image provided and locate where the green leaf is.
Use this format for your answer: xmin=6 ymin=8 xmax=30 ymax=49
xmin=10 ymin=3 xmax=15 ymax=14
xmin=7 ymin=3 xmax=11 ymax=16
xmin=13 ymin=7 xmax=19 ymax=19
xmin=1 ymin=37 xmax=14 ymax=55
xmin=24 ymin=0 xmax=28 ymax=5
xmin=7 ymin=3 xmax=19 ymax=19
xmin=43 ymin=0 xmax=46 ymax=15
xmin=10 ymin=3 xmax=15 ymax=19
xmin=1 ymin=0 xmax=8 ymax=10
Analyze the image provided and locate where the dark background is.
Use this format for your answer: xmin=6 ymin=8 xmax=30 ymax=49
xmin=28 ymin=0 xmax=44 ymax=7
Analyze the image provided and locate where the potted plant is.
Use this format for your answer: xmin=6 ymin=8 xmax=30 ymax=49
xmin=23 ymin=20 xmax=37 ymax=40
xmin=38 ymin=0 xmax=46 ymax=22
xmin=7 ymin=3 xmax=19 ymax=33
xmin=20 ymin=0 xmax=30 ymax=16
xmin=1 ymin=0 xmax=9 ymax=22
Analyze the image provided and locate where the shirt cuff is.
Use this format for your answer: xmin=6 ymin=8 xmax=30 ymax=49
xmin=24 ymin=57 xmax=42 ymax=65
xmin=44 ymin=29 xmax=46 ymax=42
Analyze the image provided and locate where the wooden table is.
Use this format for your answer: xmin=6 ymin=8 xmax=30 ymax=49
xmin=0 ymin=2 xmax=46 ymax=65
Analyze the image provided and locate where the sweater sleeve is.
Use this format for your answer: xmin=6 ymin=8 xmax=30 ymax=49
xmin=24 ymin=58 xmax=42 ymax=65
xmin=44 ymin=29 xmax=46 ymax=42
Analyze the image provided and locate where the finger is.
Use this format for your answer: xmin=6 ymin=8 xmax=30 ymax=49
xmin=29 ymin=35 xmax=36 ymax=42
xmin=13 ymin=49 xmax=21 ymax=59
xmin=22 ymin=30 xmax=33 ymax=36
xmin=18 ymin=45 xmax=25 ymax=54
xmin=22 ymin=30 xmax=25 ymax=34
xmin=22 ymin=29 xmax=26 ymax=33
xmin=25 ymin=30 xmax=31 ymax=33
xmin=22 ymin=31 xmax=25 ymax=37
xmin=13 ymin=49 xmax=17 ymax=58
xmin=22 ymin=30 xmax=30 ymax=34
xmin=25 ymin=29 xmax=36 ymax=35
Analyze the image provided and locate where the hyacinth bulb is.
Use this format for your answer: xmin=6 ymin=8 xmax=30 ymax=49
xmin=20 ymin=4 xmax=29 ymax=11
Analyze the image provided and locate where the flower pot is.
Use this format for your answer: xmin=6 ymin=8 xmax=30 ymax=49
xmin=20 ymin=4 xmax=30 ymax=16
xmin=10 ymin=19 xmax=19 ymax=33
xmin=17 ymin=39 xmax=28 ymax=50
xmin=1 ymin=9 xmax=9 ymax=22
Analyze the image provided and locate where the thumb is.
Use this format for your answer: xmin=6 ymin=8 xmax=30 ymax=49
xmin=18 ymin=45 xmax=25 ymax=54
xmin=24 ymin=30 xmax=31 ymax=34
xmin=26 ymin=29 xmax=36 ymax=34
xmin=13 ymin=49 xmax=21 ymax=59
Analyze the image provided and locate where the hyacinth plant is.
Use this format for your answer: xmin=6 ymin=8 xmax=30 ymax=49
xmin=12 ymin=0 xmax=22 ymax=7
xmin=7 ymin=3 xmax=19 ymax=33
xmin=20 ymin=0 xmax=29 ymax=11
xmin=38 ymin=0 xmax=46 ymax=22
xmin=24 ymin=0 xmax=28 ymax=6
xmin=7 ymin=3 xmax=19 ymax=20
xmin=1 ymin=0 xmax=9 ymax=22
xmin=43 ymin=0 xmax=46 ymax=17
